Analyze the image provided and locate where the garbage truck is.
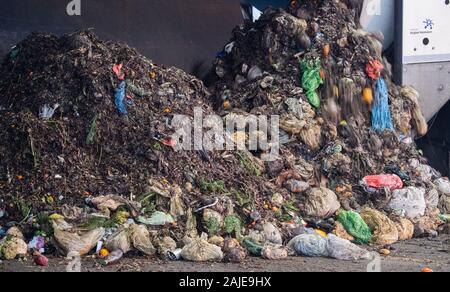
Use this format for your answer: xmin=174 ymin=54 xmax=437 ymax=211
xmin=0 ymin=0 xmax=449 ymax=173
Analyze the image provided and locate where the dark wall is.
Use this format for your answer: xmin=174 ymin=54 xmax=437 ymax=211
xmin=0 ymin=0 xmax=242 ymax=73
xmin=417 ymin=100 xmax=450 ymax=176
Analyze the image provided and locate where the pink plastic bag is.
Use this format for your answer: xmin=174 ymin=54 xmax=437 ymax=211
xmin=113 ymin=64 xmax=125 ymax=81
xmin=362 ymin=174 xmax=403 ymax=190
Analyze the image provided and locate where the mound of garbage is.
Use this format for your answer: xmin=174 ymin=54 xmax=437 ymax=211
xmin=0 ymin=1 xmax=449 ymax=266
xmin=209 ymin=2 xmax=448 ymax=236
xmin=0 ymin=30 xmax=273 ymax=263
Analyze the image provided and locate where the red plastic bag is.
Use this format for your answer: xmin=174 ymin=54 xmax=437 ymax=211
xmin=113 ymin=64 xmax=125 ymax=81
xmin=362 ymin=174 xmax=403 ymax=190
xmin=161 ymin=138 xmax=177 ymax=148
xmin=365 ymin=60 xmax=384 ymax=80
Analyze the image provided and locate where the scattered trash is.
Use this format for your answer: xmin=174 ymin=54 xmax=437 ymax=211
xmin=33 ymin=252 xmax=49 ymax=267
xmin=167 ymin=249 xmax=182 ymax=261
xmin=127 ymin=81 xmax=151 ymax=97
xmin=337 ymin=210 xmax=372 ymax=244
xmin=161 ymin=138 xmax=178 ymax=148
xmin=421 ymin=267 xmax=433 ymax=273
xmin=39 ymin=104 xmax=59 ymax=120
xmin=102 ymin=250 xmax=124 ymax=266
xmin=379 ymin=249 xmax=390 ymax=256
xmin=435 ymin=179 xmax=450 ymax=214
xmin=1 ymin=227 xmax=27 ymax=260
xmin=224 ymin=42 xmax=235 ymax=54
xmin=99 ymin=248 xmax=110 ymax=258
xmin=28 ymin=236 xmax=46 ymax=253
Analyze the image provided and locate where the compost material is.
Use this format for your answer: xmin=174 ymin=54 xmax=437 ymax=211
xmin=0 ymin=1 xmax=448 ymax=265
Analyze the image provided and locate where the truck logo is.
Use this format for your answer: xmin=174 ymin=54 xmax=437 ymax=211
xmin=423 ymin=19 xmax=434 ymax=30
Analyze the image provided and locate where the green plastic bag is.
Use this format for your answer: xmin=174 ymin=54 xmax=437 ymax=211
xmin=9 ymin=47 xmax=20 ymax=60
xmin=242 ymin=239 xmax=263 ymax=256
xmin=300 ymin=58 xmax=323 ymax=108
xmin=337 ymin=210 xmax=372 ymax=244
xmin=224 ymin=215 xmax=242 ymax=239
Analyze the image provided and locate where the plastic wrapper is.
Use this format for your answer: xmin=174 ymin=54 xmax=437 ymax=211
xmin=261 ymin=245 xmax=288 ymax=260
xmin=362 ymin=174 xmax=403 ymax=191
xmin=180 ymin=238 xmax=224 ymax=262
xmin=292 ymin=234 xmax=329 ymax=257
xmin=262 ymin=222 xmax=282 ymax=245
xmin=326 ymin=234 xmax=372 ymax=261
xmin=389 ymin=187 xmax=426 ymax=219
xmin=360 ymin=208 xmax=399 ymax=245
xmin=53 ymin=227 xmax=105 ymax=256
xmin=303 ymin=188 xmax=341 ymax=219
xmin=337 ymin=210 xmax=372 ymax=244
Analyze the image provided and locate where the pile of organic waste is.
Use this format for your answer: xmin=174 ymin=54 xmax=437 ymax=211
xmin=0 ymin=1 xmax=448 ymax=266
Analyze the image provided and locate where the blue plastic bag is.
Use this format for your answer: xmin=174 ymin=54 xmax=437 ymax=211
xmin=114 ymin=81 xmax=127 ymax=115
xmin=371 ymin=78 xmax=394 ymax=132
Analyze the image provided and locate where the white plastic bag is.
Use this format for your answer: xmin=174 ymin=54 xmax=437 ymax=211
xmin=326 ymin=234 xmax=372 ymax=261
xmin=434 ymin=178 xmax=450 ymax=195
xmin=388 ymin=187 xmax=426 ymax=219
xmin=292 ymin=234 xmax=328 ymax=257
xmin=39 ymin=103 xmax=59 ymax=119
xmin=262 ymin=222 xmax=283 ymax=245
